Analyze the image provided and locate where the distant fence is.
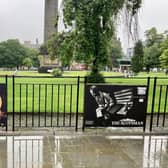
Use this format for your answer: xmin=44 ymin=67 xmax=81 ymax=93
xmin=0 ymin=75 xmax=168 ymax=132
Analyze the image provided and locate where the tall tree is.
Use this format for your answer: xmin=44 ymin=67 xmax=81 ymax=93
xmin=47 ymin=32 xmax=75 ymax=67
xmin=0 ymin=39 xmax=27 ymax=68
xmin=145 ymin=27 xmax=164 ymax=47
xmin=0 ymin=39 xmax=39 ymax=69
xmin=160 ymin=49 xmax=168 ymax=70
xmin=160 ymin=37 xmax=168 ymax=53
xmin=48 ymin=0 xmax=141 ymax=82
xmin=143 ymin=44 xmax=161 ymax=72
xmin=131 ymin=40 xmax=144 ymax=73
xmin=143 ymin=27 xmax=164 ymax=72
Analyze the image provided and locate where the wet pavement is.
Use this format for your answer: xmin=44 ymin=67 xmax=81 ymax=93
xmin=0 ymin=134 xmax=168 ymax=168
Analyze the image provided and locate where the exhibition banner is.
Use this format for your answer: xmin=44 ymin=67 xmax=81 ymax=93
xmin=0 ymin=84 xmax=7 ymax=127
xmin=84 ymin=85 xmax=148 ymax=127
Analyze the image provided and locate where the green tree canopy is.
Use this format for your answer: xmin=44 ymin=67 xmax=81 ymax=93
xmin=0 ymin=39 xmax=27 ymax=68
xmin=143 ymin=27 xmax=164 ymax=72
xmin=145 ymin=27 xmax=164 ymax=47
xmin=25 ymin=48 xmax=40 ymax=67
xmin=0 ymin=39 xmax=39 ymax=69
xmin=160 ymin=37 xmax=168 ymax=53
xmin=47 ymin=0 xmax=142 ymax=82
xmin=131 ymin=40 xmax=144 ymax=73
xmin=143 ymin=44 xmax=161 ymax=72
xmin=47 ymin=32 xmax=75 ymax=67
xmin=160 ymin=49 xmax=168 ymax=69
xmin=62 ymin=0 xmax=141 ymax=74
xmin=22 ymin=57 xmax=33 ymax=69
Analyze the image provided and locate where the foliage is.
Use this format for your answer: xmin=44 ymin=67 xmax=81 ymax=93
xmin=86 ymin=71 xmax=105 ymax=83
xmin=47 ymin=0 xmax=142 ymax=82
xmin=52 ymin=68 xmax=63 ymax=77
xmin=143 ymin=44 xmax=161 ymax=72
xmin=143 ymin=27 xmax=164 ymax=72
xmin=131 ymin=40 xmax=144 ymax=73
xmin=47 ymin=32 xmax=75 ymax=67
xmin=22 ymin=57 xmax=33 ymax=69
xmin=145 ymin=27 xmax=164 ymax=47
xmin=25 ymin=48 xmax=40 ymax=67
xmin=63 ymin=0 xmax=141 ymax=72
xmin=0 ymin=39 xmax=39 ymax=69
xmin=160 ymin=49 xmax=168 ymax=69
xmin=0 ymin=39 xmax=27 ymax=68
xmin=160 ymin=38 xmax=168 ymax=52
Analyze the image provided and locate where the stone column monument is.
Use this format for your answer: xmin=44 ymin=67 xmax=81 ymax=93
xmin=44 ymin=0 xmax=58 ymax=42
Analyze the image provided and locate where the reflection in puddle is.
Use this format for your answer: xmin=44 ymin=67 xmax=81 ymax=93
xmin=0 ymin=135 xmax=167 ymax=168
xmin=7 ymin=136 xmax=43 ymax=168
xmin=143 ymin=136 xmax=168 ymax=168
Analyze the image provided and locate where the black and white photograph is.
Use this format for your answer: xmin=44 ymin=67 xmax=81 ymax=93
xmin=0 ymin=85 xmax=7 ymax=127
xmin=84 ymin=85 xmax=148 ymax=127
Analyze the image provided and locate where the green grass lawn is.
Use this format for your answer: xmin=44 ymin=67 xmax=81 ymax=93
xmin=1 ymin=70 xmax=168 ymax=77
xmin=0 ymin=70 xmax=168 ymax=114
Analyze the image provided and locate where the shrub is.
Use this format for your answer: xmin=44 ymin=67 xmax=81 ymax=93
xmin=52 ymin=68 xmax=63 ymax=77
xmin=87 ymin=71 xmax=105 ymax=83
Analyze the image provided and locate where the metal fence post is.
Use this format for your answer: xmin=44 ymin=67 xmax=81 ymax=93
xmin=5 ymin=75 xmax=8 ymax=131
xmin=143 ymin=77 xmax=150 ymax=132
xmin=12 ymin=75 xmax=15 ymax=131
xmin=149 ymin=77 xmax=157 ymax=132
xmin=82 ymin=76 xmax=87 ymax=132
xmin=75 ymin=76 xmax=80 ymax=131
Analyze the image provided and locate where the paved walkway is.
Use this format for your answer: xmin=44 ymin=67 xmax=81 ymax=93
xmin=0 ymin=134 xmax=168 ymax=168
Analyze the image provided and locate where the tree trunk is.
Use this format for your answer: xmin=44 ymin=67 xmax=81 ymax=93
xmin=92 ymin=58 xmax=99 ymax=74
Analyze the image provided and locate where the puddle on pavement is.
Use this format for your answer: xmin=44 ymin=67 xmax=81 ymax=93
xmin=0 ymin=135 xmax=168 ymax=168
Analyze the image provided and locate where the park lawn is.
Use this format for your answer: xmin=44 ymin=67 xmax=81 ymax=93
xmin=0 ymin=70 xmax=167 ymax=114
xmin=0 ymin=70 xmax=123 ymax=77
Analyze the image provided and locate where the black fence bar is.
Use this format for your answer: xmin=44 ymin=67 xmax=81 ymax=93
xmin=69 ymin=85 xmax=73 ymax=127
xmin=19 ymin=84 xmax=22 ymax=127
xmin=143 ymin=77 xmax=150 ymax=132
xmin=82 ymin=77 xmax=87 ymax=132
xmin=2 ymin=75 xmax=168 ymax=132
xmin=150 ymin=77 xmax=157 ymax=132
xmin=51 ymin=84 xmax=54 ymax=127
xmin=44 ymin=84 xmax=47 ymax=127
xmin=12 ymin=75 xmax=15 ymax=131
xmin=163 ymin=85 xmax=168 ymax=127
xmin=5 ymin=75 xmax=8 ymax=131
xmin=26 ymin=84 xmax=28 ymax=127
xmin=32 ymin=84 xmax=35 ymax=127
xmin=157 ymin=85 xmax=162 ymax=126
xmin=57 ymin=84 xmax=60 ymax=126
xmin=38 ymin=84 xmax=41 ymax=127
xmin=63 ymin=84 xmax=66 ymax=126
xmin=75 ymin=76 xmax=80 ymax=131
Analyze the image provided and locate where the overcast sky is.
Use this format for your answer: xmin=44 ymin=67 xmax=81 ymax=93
xmin=0 ymin=0 xmax=168 ymax=48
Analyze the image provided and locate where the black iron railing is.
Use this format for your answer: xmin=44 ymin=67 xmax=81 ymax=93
xmin=0 ymin=75 xmax=168 ymax=132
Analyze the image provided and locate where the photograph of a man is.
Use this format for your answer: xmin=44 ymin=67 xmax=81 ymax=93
xmin=89 ymin=85 xmax=134 ymax=125
xmin=89 ymin=85 xmax=114 ymax=119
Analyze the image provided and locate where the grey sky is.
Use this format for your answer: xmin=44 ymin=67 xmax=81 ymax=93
xmin=119 ymin=0 xmax=168 ymax=51
xmin=0 ymin=0 xmax=44 ymax=44
xmin=0 ymin=0 xmax=168 ymax=47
